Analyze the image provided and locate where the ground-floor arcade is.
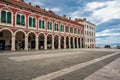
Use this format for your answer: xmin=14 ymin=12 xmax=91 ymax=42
xmin=0 ymin=28 xmax=84 ymax=51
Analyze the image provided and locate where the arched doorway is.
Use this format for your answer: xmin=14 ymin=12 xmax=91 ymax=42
xmin=78 ymin=38 xmax=80 ymax=48
xmin=54 ymin=35 xmax=59 ymax=49
xmin=39 ymin=33 xmax=44 ymax=49
xmin=61 ymin=36 xmax=64 ymax=49
xmin=0 ymin=30 xmax=12 ymax=50
xmin=70 ymin=37 xmax=73 ymax=48
xmin=47 ymin=34 xmax=52 ymax=49
xmin=15 ymin=31 xmax=25 ymax=50
xmin=75 ymin=37 xmax=77 ymax=48
xmin=66 ymin=36 xmax=69 ymax=49
xmin=28 ymin=32 xmax=35 ymax=49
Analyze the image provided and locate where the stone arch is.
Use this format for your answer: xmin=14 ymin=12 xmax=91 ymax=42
xmin=66 ymin=36 xmax=69 ymax=49
xmin=15 ymin=31 xmax=25 ymax=50
xmin=38 ymin=33 xmax=45 ymax=49
xmin=61 ymin=36 xmax=64 ymax=49
xmin=54 ymin=35 xmax=59 ymax=49
xmin=47 ymin=34 xmax=52 ymax=49
xmin=70 ymin=37 xmax=73 ymax=48
xmin=0 ymin=29 xmax=12 ymax=50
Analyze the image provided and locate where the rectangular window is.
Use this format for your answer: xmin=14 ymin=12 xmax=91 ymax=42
xmin=70 ymin=27 xmax=73 ymax=33
xmin=74 ymin=28 xmax=77 ymax=34
xmin=7 ymin=12 xmax=11 ymax=24
xmin=60 ymin=25 xmax=64 ymax=32
xmin=66 ymin=26 xmax=69 ymax=32
xmin=78 ymin=29 xmax=80 ymax=34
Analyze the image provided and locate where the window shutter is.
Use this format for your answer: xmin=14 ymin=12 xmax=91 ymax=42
xmin=7 ymin=12 xmax=12 ymax=24
xmin=29 ymin=17 xmax=32 ymax=27
xmin=33 ymin=18 xmax=36 ymax=27
xmin=21 ymin=15 xmax=25 ymax=26
xmin=1 ymin=11 xmax=6 ymax=23
xmin=39 ymin=20 xmax=41 ymax=28
xmin=42 ymin=20 xmax=44 ymax=29
xmin=50 ymin=22 xmax=52 ymax=30
xmin=16 ymin=14 xmax=20 ymax=25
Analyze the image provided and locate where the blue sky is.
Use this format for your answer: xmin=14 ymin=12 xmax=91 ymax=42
xmin=25 ymin=0 xmax=120 ymax=45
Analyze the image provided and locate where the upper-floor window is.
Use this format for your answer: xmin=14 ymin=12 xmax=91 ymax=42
xmin=60 ymin=24 xmax=64 ymax=32
xmin=74 ymin=28 xmax=77 ymax=34
xmin=29 ymin=16 xmax=36 ymax=27
xmin=1 ymin=9 xmax=12 ymax=24
xmin=70 ymin=27 xmax=73 ymax=33
xmin=39 ymin=19 xmax=44 ymax=29
xmin=16 ymin=13 xmax=25 ymax=26
xmin=48 ymin=21 xmax=52 ymax=30
xmin=65 ymin=26 xmax=69 ymax=33
xmin=78 ymin=29 xmax=80 ymax=34
xmin=54 ymin=23 xmax=58 ymax=31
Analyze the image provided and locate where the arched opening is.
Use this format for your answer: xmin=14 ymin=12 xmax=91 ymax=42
xmin=0 ymin=30 xmax=12 ymax=50
xmin=70 ymin=37 xmax=73 ymax=48
xmin=75 ymin=37 xmax=77 ymax=48
xmin=61 ymin=36 xmax=64 ymax=49
xmin=78 ymin=38 xmax=80 ymax=48
xmin=47 ymin=34 xmax=52 ymax=49
xmin=82 ymin=38 xmax=84 ymax=48
xmin=15 ymin=31 xmax=25 ymax=50
xmin=54 ymin=35 xmax=59 ymax=49
xmin=66 ymin=36 xmax=69 ymax=49
xmin=39 ymin=33 xmax=44 ymax=49
xmin=28 ymin=32 xmax=35 ymax=49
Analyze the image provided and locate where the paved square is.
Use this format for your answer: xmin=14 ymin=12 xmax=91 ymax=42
xmin=0 ymin=49 xmax=120 ymax=80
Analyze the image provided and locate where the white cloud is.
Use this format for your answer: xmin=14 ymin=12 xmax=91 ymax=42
xmin=85 ymin=0 xmax=120 ymax=25
xmin=45 ymin=8 xmax=61 ymax=12
xmin=96 ymin=28 xmax=120 ymax=37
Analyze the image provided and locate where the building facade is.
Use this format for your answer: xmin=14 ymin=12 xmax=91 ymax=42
xmin=76 ymin=18 xmax=96 ymax=48
xmin=0 ymin=0 xmax=85 ymax=51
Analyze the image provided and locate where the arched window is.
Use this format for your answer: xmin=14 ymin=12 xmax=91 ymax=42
xmin=39 ymin=19 xmax=44 ymax=29
xmin=1 ymin=10 xmax=6 ymax=23
xmin=7 ymin=12 xmax=12 ymax=23
xmin=1 ymin=9 xmax=12 ymax=24
xmin=66 ymin=26 xmax=69 ymax=32
xmin=16 ymin=13 xmax=25 ymax=26
xmin=60 ymin=24 xmax=64 ymax=32
xmin=48 ymin=21 xmax=52 ymax=30
xmin=54 ymin=23 xmax=58 ymax=31
xmin=29 ymin=16 xmax=36 ymax=28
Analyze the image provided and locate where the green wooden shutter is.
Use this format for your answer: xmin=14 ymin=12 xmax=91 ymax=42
xmin=48 ymin=22 xmax=49 ymax=30
xmin=39 ymin=20 xmax=41 ymax=28
xmin=33 ymin=18 xmax=36 ymax=27
xmin=1 ymin=11 xmax=6 ymax=23
xmin=50 ymin=22 xmax=52 ymax=30
xmin=29 ymin=17 xmax=32 ymax=27
xmin=21 ymin=15 xmax=25 ymax=26
xmin=16 ymin=14 xmax=20 ymax=25
xmin=7 ymin=12 xmax=11 ymax=23
xmin=42 ymin=20 xmax=44 ymax=29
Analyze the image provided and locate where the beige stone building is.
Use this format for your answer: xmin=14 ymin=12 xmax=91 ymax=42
xmin=76 ymin=18 xmax=96 ymax=48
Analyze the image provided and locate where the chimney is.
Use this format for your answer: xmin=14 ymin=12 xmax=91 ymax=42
xmin=69 ymin=17 xmax=71 ymax=20
xmin=63 ymin=15 xmax=66 ymax=18
xmin=29 ymin=3 xmax=31 ymax=5
xmin=75 ymin=18 xmax=77 ymax=20
xmin=83 ymin=18 xmax=86 ymax=21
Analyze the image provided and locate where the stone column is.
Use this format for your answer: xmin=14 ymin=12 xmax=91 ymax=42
xmin=77 ymin=37 xmax=79 ymax=48
xmin=11 ymin=35 xmax=15 ymax=51
xmin=73 ymin=37 xmax=75 ymax=48
xmin=64 ymin=37 xmax=66 ymax=49
xmin=44 ymin=35 xmax=47 ymax=49
xmin=35 ymin=37 xmax=39 ymax=50
xmin=69 ymin=37 xmax=71 ymax=49
xmin=25 ymin=36 xmax=28 ymax=50
xmin=58 ymin=36 xmax=61 ymax=49
xmin=80 ymin=38 xmax=82 ymax=48
xmin=52 ymin=37 xmax=54 ymax=49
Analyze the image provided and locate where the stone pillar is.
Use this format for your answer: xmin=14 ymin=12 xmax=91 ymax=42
xmin=11 ymin=35 xmax=15 ymax=51
xmin=52 ymin=37 xmax=54 ymax=49
xmin=73 ymin=37 xmax=75 ymax=48
xmin=80 ymin=38 xmax=82 ymax=48
xmin=35 ymin=37 xmax=39 ymax=50
xmin=44 ymin=35 xmax=47 ymax=49
xmin=69 ymin=37 xmax=71 ymax=49
xmin=25 ymin=36 xmax=28 ymax=50
xmin=64 ymin=37 xmax=66 ymax=49
xmin=77 ymin=37 xmax=79 ymax=48
xmin=58 ymin=36 xmax=61 ymax=49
